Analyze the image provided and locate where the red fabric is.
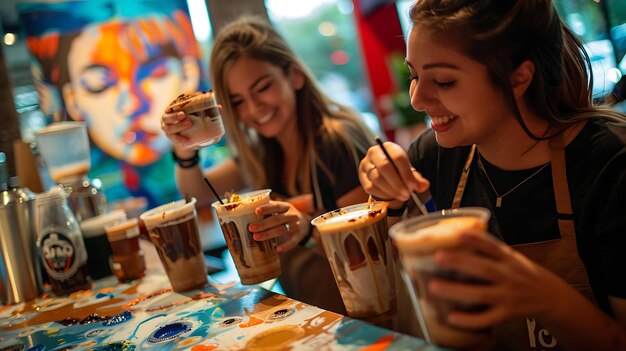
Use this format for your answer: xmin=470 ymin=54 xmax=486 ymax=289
xmin=352 ymin=2 xmax=406 ymax=141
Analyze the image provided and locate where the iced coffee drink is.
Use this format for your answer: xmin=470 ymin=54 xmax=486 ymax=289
xmin=104 ymin=218 xmax=146 ymax=282
xmin=389 ymin=207 xmax=493 ymax=349
xmin=311 ymin=202 xmax=397 ymax=323
xmin=166 ymin=91 xmax=224 ymax=150
xmin=212 ymin=190 xmax=281 ymax=285
xmin=140 ymin=198 xmax=208 ymax=292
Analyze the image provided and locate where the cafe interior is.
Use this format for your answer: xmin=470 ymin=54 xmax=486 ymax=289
xmin=0 ymin=0 xmax=625 ymax=350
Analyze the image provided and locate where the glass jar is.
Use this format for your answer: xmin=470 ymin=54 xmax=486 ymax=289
xmin=35 ymin=186 xmax=91 ymax=295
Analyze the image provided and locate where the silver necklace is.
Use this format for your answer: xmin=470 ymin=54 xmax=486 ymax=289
xmin=477 ymin=154 xmax=550 ymax=208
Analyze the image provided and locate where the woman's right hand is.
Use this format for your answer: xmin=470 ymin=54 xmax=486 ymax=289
xmin=358 ymin=141 xmax=430 ymax=202
xmin=161 ymin=110 xmax=193 ymax=151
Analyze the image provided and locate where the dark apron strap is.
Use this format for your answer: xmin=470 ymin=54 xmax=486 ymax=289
xmin=448 ymin=133 xmax=593 ymax=350
xmin=451 ymin=145 xmax=476 ymax=209
xmin=549 ymin=134 xmax=575 ymax=238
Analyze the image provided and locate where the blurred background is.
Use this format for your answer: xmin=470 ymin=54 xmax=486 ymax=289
xmin=1 ymin=0 xmax=625 ymax=210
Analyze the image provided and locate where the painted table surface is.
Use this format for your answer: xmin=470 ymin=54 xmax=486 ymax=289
xmin=0 ymin=273 xmax=444 ymax=351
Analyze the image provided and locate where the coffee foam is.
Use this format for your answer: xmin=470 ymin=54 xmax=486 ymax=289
xmin=212 ymin=190 xmax=271 ymax=216
xmin=166 ymin=91 xmax=216 ymax=114
xmin=105 ymin=218 xmax=140 ymax=241
xmin=140 ymin=198 xmax=196 ymax=230
xmin=393 ymin=217 xmax=485 ymax=254
xmin=80 ymin=210 xmax=127 ymax=238
xmin=49 ymin=161 xmax=90 ymax=183
xmin=312 ymin=202 xmax=387 ymax=234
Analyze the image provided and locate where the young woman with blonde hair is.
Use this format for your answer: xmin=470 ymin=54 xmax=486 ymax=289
xmin=162 ymin=16 xmax=375 ymax=313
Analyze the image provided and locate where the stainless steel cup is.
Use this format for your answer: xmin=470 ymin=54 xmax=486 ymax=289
xmin=0 ymin=177 xmax=43 ymax=304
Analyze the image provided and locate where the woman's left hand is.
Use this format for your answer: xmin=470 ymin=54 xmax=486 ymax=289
xmin=428 ymin=230 xmax=571 ymax=330
xmin=248 ymin=201 xmax=310 ymax=253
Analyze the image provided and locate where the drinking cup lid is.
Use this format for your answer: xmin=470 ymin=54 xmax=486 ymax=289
xmin=105 ymin=218 xmax=140 ymax=240
xmin=80 ymin=209 xmax=127 ymax=237
xmin=311 ymin=201 xmax=387 ymax=233
xmin=35 ymin=121 xmax=86 ymax=136
xmin=166 ymin=91 xmax=216 ymax=113
xmin=139 ymin=198 xmax=196 ymax=229
xmin=211 ymin=189 xmax=271 ymax=215
xmin=387 ymin=207 xmax=491 ymax=254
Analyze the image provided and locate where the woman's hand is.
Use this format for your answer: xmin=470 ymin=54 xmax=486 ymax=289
xmin=359 ymin=141 xmax=430 ymax=202
xmin=248 ymin=201 xmax=310 ymax=253
xmin=427 ymin=230 xmax=571 ymax=330
xmin=161 ymin=110 xmax=194 ymax=154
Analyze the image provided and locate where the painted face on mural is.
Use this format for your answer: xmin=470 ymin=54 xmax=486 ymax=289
xmin=62 ymin=20 xmax=200 ymax=166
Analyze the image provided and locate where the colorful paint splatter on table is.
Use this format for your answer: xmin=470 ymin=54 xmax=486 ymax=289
xmin=0 ymin=273 xmax=440 ymax=350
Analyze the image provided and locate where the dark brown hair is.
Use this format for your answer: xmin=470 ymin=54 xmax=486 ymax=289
xmin=409 ymin=0 xmax=625 ymax=140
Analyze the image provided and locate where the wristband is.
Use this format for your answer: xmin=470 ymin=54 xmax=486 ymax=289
xmin=387 ymin=202 xmax=407 ymax=217
xmin=371 ymin=194 xmax=394 ymax=202
xmin=172 ymin=150 xmax=199 ymax=168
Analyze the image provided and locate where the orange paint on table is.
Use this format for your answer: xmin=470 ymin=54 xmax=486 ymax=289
xmin=191 ymin=344 xmax=218 ymax=351
xmin=360 ymin=334 xmax=395 ymax=351
xmin=239 ymin=316 xmax=263 ymax=328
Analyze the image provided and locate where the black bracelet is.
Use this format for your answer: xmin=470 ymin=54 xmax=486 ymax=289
xmin=371 ymin=194 xmax=394 ymax=202
xmin=172 ymin=150 xmax=199 ymax=168
xmin=387 ymin=202 xmax=407 ymax=217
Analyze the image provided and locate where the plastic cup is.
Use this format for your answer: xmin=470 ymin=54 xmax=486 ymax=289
xmin=311 ymin=202 xmax=397 ymax=323
xmin=166 ymin=91 xmax=224 ymax=150
xmin=389 ymin=207 xmax=494 ymax=349
xmin=140 ymin=198 xmax=208 ymax=292
xmin=104 ymin=218 xmax=146 ymax=282
xmin=79 ymin=209 xmax=127 ymax=280
xmin=212 ymin=190 xmax=281 ymax=285
xmin=34 ymin=121 xmax=90 ymax=183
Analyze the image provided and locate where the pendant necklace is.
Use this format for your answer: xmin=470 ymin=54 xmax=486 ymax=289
xmin=477 ymin=153 xmax=550 ymax=208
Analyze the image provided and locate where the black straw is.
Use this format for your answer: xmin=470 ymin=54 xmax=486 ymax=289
xmin=375 ymin=136 xmax=428 ymax=215
xmin=204 ymin=177 xmax=224 ymax=205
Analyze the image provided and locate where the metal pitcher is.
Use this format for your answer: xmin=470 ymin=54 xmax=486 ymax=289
xmin=0 ymin=176 xmax=43 ymax=304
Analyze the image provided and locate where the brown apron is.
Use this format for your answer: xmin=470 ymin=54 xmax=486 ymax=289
xmin=452 ymin=135 xmax=595 ymax=350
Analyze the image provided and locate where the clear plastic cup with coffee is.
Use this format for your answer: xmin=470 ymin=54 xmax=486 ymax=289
xmin=80 ymin=209 xmax=127 ymax=280
xmin=140 ymin=198 xmax=208 ymax=292
xmin=389 ymin=207 xmax=494 ymax=349
xmin=166 ymin=91 xmax=224 ymax=150
xmin=104 ymin=218 xmax=146 ymax=283
xmin=311 ymin=201 xmax=397 ymax=323
xmin=212 ymin=190 xmax=281 ymax=285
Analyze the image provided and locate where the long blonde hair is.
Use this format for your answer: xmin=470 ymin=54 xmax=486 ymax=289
xmin=409 ymin=0 xmax=626 ymax=140
xmin=210 ymin=16 xmax=374 ymax=200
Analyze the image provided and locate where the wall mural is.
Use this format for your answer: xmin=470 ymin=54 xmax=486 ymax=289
xmin=18 ymin=0 xmax=208 ymax=208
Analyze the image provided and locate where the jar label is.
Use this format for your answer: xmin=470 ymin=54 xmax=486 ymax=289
xmin=39 ymin=231 xmax=81 ymax=280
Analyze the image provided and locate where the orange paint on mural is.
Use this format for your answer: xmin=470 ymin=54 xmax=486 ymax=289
xmin=26 ymin=34 xmax=59 ymax=60
xmin=91 ymin=23 xmax=133 ymax=78
xmin=132 ymin=143 xmax=158 ymax=165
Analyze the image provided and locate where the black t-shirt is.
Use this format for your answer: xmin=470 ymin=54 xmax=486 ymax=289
xmin=408 ymin=119 xmax=626 ymax=313
xmin=276 ymin=122 xmax=371 ymax=314
xmin=313 ymin=128 xmax=369 ymax=212
xmin=263 ymin=122 xmax=368 ymax=212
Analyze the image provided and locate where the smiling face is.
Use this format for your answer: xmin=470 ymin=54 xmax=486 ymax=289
xmin=405 ymin=27 xmax=518 ymax=149
xmin=225 ymin=56 xmax=304 ymax=139
xmin=63 ymin=22 xmax=191 ymax=166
